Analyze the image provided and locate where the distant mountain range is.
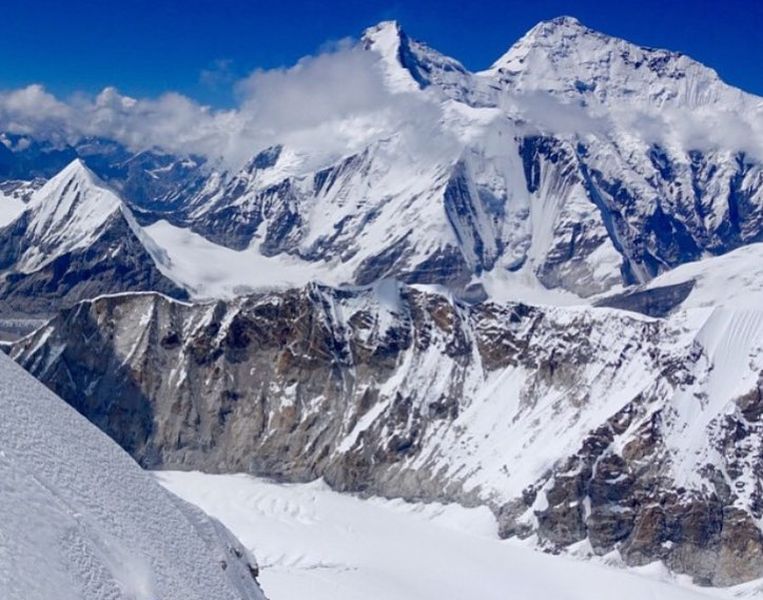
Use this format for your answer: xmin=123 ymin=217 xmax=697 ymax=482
xmin=2 ymin=17 xmax=762 ymax=313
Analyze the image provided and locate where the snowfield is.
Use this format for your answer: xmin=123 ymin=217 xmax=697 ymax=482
xmin=0 ymin=353 xmax=265 ymax=600
xmin=0 ymin=191 xmax=24 ymax=226
xmin=144 ymin=218 xmax=336 ymax=297
xmin=636 ymin=242 xmax=763 ymax=310
xmin=157 ymin=471 xmax=763 ymax=600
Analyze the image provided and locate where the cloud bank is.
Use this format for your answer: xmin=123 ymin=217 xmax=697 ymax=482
xmin=0 ymin=44 xmax=446 ymax=169
xmin=1 ymin=38 xmax=762 ymax=170
xmin=498 ymin=89 xmax=763 ymax=164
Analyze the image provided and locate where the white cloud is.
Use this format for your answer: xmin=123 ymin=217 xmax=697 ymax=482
xmin=228 ymin=45 xmax=449 ymax=166
xmin=499 ymin=89 xmax=763 ymax=164
xmin=0 ymin=85 xmax=72 ymax=137
xmin=0 ymin=43 xmax=448 ymax=170
xmin=0 ymin=39 xmax=761 ymax=171
xmin=0 ymin=83 xmax=231 ymax=160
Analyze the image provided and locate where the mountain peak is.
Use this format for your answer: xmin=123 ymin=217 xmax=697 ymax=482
xmin=549 ymin=15 xmax=581 ymax=25
xmin=488 ymin=16 xmax=598 ymax=73
xmin=29 ymin=157 xmax=114 ymax=216
xmin=362 ymin=20 xmax=402 ymax=41
xmin=361 ymin=19 xmax=409 ymax=61
xmin=361 ymin=20 xmax=432 ymax=92
xmin=494 ymin=15 xmax=594 ymax=59
xmin=361 ymin=20 xmax=407 ymax=51
xmin=23 ymin=159 xmax=124 ymax=260
xmin=486 ymin=15 xmax=734 ymax=109
xmin=50 ymin=157 xmax=100 ymax=187
xmin=540 ymin=15 xmax=585 ymax=30
xmin=361 ymin=20 xmax=475 ymax=97
xmin=0 ymin=155 xmax=187 ymax=309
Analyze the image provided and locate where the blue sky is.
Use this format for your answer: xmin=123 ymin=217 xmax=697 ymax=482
xmin=3 ymin=0 xmax=762 ymax=105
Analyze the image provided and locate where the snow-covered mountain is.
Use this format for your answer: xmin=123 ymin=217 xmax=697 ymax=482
xmin=124 ymin=17 xmax=761 ymax=303
xmin=0 ymin=351 xmax=266 ymax=600
xmin=2 ymin=17 xmax=763 ymax=307
xmin=486 ymin=16 xmax=757 ymax=109
xmin=361 ymin=20 xmax=495 ymax=104
xmin=0 ymin=159 xmax=186 ymax=315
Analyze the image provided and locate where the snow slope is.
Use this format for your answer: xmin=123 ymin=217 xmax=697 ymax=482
xmin=634 ymin=242 xmax=763 ymax=310
xmin=143 ymin=218 xmax=337 ymax=297
xmin=144 ymin=218 xmax=585 ymax=306
xmin=158 ymin=471 xmax=762 ymax=600
xmin=0 ymin=192 xmax=24 ymax=226
xmin=0 ymin=352 xmax=265 ymax=600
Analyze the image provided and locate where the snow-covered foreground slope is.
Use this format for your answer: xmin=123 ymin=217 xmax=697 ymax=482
xmin=633 ymin=242 xmax=763 ymax=310
xmin=158 ymin=471 xmax=759 ymax=600
xmin=0 ymin=353 xmax=266 ymax=600
xmin=594 ymin=241 xmax=763 ymax=317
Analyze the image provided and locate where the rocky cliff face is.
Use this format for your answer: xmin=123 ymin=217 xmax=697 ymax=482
xmin=12 ymin=284 xmax=763 ymax=586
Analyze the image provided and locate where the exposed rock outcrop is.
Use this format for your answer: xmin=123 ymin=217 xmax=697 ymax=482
xmin=12 ymin=285 xmax=763 ymax=586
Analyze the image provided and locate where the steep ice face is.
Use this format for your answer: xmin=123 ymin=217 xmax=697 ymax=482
xmin=19 ymin=159 xmax=124 ymax=271
xmin=362 ymin=20 xmax=494 ymax=106
xmin=0 ymin=352 xmax=266 ymax=600
xmin=486 ymin=16 xmax=753 ymax=110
